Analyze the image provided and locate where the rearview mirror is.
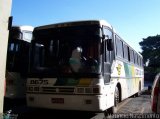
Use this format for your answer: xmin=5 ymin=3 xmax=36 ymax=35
xmin=107 ymin=39 xmax=113 ymax=51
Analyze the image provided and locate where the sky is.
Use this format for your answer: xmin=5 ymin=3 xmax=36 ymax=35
xmin=11 ymin=0 xmax=160 ymax=52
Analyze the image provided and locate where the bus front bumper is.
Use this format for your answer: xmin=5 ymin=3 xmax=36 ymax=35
xmin=26 ymin=94 xmax=108 ymax=112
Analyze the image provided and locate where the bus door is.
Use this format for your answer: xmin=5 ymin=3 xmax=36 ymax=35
xmin=102 ymin=27 xmax=114 ymax=84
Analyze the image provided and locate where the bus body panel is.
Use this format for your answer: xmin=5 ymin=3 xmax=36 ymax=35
xmin=111 ymin=59 xmax=144 ymax=100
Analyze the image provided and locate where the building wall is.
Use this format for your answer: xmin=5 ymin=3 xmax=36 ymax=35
xmin=0 ymin=0 xmax=12 ymax=113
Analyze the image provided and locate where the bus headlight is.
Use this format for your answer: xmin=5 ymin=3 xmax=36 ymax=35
xmin=77 ymin=87 xmax=85 ymax=93
xmin=27 ymin=86 xmax=34 ymax=92
xmin=93 ymin=87 xmax=100 ymax=94
xmin=76 ymin=86 xmax=102 ymax=94
xmin=27 ymin=86 xmax=39 ymax=92
xmin=34 ymin=87 xmax=39 ymax=91
xmin=85 ymin=88 xmax=92 ymax=93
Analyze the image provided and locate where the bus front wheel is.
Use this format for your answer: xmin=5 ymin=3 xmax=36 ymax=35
xmin=105 ymin=86 xmax=119 ymax=116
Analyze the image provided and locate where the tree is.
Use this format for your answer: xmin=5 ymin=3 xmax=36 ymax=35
xmin=139 ymin=35 xmax=160 ymax=81
xmin=139 ymin=35 xmax=160 ymax=74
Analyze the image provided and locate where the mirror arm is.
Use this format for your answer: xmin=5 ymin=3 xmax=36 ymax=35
xmin=102 ymin=34 xmax=105 ymax=40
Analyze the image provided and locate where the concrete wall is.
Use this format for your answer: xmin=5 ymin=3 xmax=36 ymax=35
xmin=0 ymin=0 xmax=12 ymax=113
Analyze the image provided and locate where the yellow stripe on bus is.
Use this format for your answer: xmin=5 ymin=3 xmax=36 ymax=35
xmin=78 ymin=78 xmax=92 ymax=86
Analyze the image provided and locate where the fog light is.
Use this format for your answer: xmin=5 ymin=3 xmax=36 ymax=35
xmin=29 ymin=96 xmax=34 ymax=102
xmin=85 ymin=88 xmax=92 ymax=93
xmin=85 ymin=99 xmax=92 ymax=104
xmin=93 ymin=87 xmax=100 ymax=94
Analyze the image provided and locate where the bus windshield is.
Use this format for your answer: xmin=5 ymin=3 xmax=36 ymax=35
xmin=23 ymin=31 xmax=33 ymax=42
xmin=30 ymin=25 xmax=101 ymax=76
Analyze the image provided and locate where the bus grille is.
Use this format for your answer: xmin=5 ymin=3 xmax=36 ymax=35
xmin=41 ymin=87 xmax=75 ymax=94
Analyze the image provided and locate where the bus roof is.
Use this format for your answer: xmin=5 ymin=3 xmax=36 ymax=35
xmin=34 ymin=20 xmax=113 ymax=30
xmin=13 ymin=25 xmax=34 ymax=32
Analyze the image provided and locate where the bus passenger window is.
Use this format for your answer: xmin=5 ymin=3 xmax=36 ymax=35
xmin=10 ymin=43 xmax=14 ymax=51
xmin=123 ymin=44 xmax=130 ymax=62
xmin=116 ymin=36 xmax=123 ymax=58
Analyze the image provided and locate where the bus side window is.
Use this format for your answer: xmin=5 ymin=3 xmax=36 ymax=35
xmin=103 ymin=27 xmax=112 ymax=39
xmin=103 ymin=27 xmax=113 ymax=62
xmin=123 ymin=44 xmax=130 ymax=62
xmin=103 ymin=40 xmax=108 ymax=62
xmin=116 ymin=35 xmax=123 ymax=58
xmin=102 ymin=27 xmax=114 ymax=83
xmin=10 ymin=43 xmax=14 ymax=51
xmin=130 ymin=49 xmax=134 ymax=63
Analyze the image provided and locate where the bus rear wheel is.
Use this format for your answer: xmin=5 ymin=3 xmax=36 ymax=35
xmin=135 ymin=82 xmax=141 ymax=97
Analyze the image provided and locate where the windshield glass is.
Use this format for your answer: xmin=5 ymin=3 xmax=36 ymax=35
xmin=30 ymin=25 xmax=101 ymax=75
xmin=23 ymin=31 xmax=33 ymax=42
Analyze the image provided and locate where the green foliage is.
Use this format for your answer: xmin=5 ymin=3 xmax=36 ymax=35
xmin=140 ymin=35 xmax=160 ymax=81
xmin=139 ymin=35 xmax=160 ymax=69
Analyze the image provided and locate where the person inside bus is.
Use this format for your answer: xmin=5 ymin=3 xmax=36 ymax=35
xmin=85 ymin=56 xmax=98 ymax=73
xmin=69 ymin=46 xmax=83 ymax=72
xmin=84 ymin=44 xmax=98 ymax=73
xmin=69 ymin=44 xmax=98 ymax=73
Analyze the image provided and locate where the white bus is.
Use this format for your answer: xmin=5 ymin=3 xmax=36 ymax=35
xmin=26 ymin=20 xmax=144 ymax=114
xmin=5 ymin=25 xmax=34 ymax=99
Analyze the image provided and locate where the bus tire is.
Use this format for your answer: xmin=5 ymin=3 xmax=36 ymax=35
xmin=115 ymin=86 xmax=120 ymax=106
xmin=104 ymin=86 xmax=119 ymax=116
xmin=135 ymin=82 xmax=141 ymax=97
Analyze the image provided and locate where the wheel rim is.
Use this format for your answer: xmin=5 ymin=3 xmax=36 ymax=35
xmin=115 ymin=87 xmax=119 ymax=106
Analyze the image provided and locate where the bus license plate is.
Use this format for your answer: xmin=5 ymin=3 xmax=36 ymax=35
xmin=51 ymin=98 xmax=64 ymax=104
